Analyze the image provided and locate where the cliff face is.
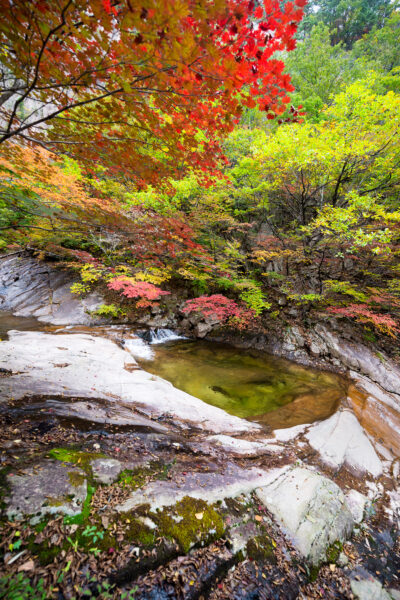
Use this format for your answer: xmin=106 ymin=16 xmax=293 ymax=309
xmin=0 ymin=252 xmax=104 ymax=326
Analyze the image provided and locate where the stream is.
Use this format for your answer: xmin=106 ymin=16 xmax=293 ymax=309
xmin=0 ymin=312 xmax=347 ymax=431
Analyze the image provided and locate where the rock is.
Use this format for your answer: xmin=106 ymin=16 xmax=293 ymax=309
xmin=60 ymin=400 xmax=169 ymax=431
xmin=255 ymin=466 xmax=354 ymax=565
xmin=305 ymin=409 xmax=383 ymax=477
xmin=116 ymin=463 xmax=285 ymax=513
xmin=348 ymin=377 xmax=400 ymax=456
xmin=389 ymin=590 xmax=400 ymax=600
xmin=207 ymin=435 xmax=281 ymax=457
xmin=91 ymin=458 xmax=122 ymax=485
xmin=273 ymin=424 xmax=308 ymax=442
xmin=345 ymin=490 xmax=370 ymax=523
xmin=313 ymin=325 xmax=400 ymax=399
xmin=337 ymin=552 xmax=349 ymax=567
xmin=350 ymin=567 xmax=394 ymax=600
xmin=195 ymin=322 xmax=213 ymax=338
xmin=228 ymin=520 xmax=260 ymax=554
xmin=5 ymin=461 xmax=87 ymax=521
xmin=0 ymin=331 xmax=259 ymax=434
xmin=0 ymin=255 xmax=104 ymax=326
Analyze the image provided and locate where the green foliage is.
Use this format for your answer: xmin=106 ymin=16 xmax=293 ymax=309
xmin=235 ymin=279 xmax=271 ymax=314
xmin=300 ymin=0 xmax=394 ymax=48
xmin=70 ymin=282 xmax=89 ymax=296
xmin=324 ymin=280 xmax=368 ymax=302
xmin=288 ymin=293 xmax=323 ymax=305
xmin=0 ymin=573 xmax=47 ymax=600
xmin=94 ymin=303 xmax=126 ymax=319
xmin=284 ymin=23 xmax=363 ymax=119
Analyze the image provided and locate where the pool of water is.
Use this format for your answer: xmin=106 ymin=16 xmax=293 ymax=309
xmin=0 ymin=311 xmax=46 ymax=339
xmin=137 ymin=339 xmax=348 ymax=429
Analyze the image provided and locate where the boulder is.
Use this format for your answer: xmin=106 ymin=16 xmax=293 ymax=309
xmin=91 ymin=458 xmax=122 ymax=485
xmin=0 ymin=255 xmax=103 ymax=325
xmin=345 ymin=489 xmax=370 ymax=524
xmin=350 ymin=567 xmax=395 ymax=600
xmin=255 ymin=466 xmax=354 ymax=565
xmin=5 ymin=461 xmax=87 ymax=522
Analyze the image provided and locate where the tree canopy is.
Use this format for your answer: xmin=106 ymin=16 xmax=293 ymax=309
xmin=0 ymin=0 xmax=305 ymax=184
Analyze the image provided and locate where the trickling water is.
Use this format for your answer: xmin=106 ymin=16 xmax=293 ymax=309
xmin=144 ymin=328 xmax=186 ymax=344
xmin=136 ymin=339 xmax=347 ymax=429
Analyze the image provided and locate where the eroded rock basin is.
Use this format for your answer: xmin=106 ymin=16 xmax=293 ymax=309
xmin=136 ymin=338 xmax=347 ymax=429
xmin=0 ymin=313 xmax=400 ymax=599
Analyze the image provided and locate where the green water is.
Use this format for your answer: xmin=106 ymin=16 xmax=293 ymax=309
xmin=138 ymin=339 xmax=347 ymax=427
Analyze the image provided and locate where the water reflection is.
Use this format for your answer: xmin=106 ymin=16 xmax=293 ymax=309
xmin=137 ymin=339 xmax=347 ymax=428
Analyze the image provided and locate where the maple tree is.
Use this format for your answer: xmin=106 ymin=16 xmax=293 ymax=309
xmin=0 ymin=0 xmax=305 ymax=185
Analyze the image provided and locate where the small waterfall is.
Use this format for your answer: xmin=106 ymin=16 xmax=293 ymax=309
xmin=124 ymin=329 xmax=185 ymax=360
xmin=148 ymin=328 xmax=185 ymax=344
xmin=124 ymin=337 xmax=154 ymax=360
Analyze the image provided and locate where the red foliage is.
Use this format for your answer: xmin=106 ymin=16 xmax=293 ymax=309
xmin=328 ymin=304 xmax=400 ymax=337
xmin=108 ymin=277 xmax=170 ymax=308
xmin=183 ymin=294 xmax=257 ymax=329
xmin=0 ymin=0 xmax=305 ymax=183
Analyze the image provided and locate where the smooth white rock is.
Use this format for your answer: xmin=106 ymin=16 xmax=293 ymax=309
xmin=255 ymin=465 xmax=354 ymax=565
xmin=345 ymin=489 xmax=369 ymax=523
xmin=305 ymin=409 xmax=383 ymax=477
xmin=0 ymin=331 xmax=259 ymax=434
xmin=273 ymin=424 xmax=308 ymax=442
xmin=350 ymin=569 xmax=394 ymax=600
xmin=116 ymin=464 xmax=292 ymax=513
xmin=207 ymin=434 xmax=281 ymax=456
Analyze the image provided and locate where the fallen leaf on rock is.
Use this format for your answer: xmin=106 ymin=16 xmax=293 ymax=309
xmin=18 ymin=559 xmax=34 ymax=572
xmin=329 ymin=564 xmax=336 ymax=572
xmin=255 ymin=515 xmax=263 ymax=522
xmin=195 ymin=512 xmax=204 ymax=520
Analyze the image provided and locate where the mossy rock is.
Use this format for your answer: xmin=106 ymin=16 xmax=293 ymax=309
xmin=326 ymin=540 xmax=343 ymax=564
xmin=48 ymin=447 xmax=105 ymax=478
xmin=151 ymin=496 xmax=225 ymax=553
xmin=246 ymin=534 xmax=276 ymax=563
xmin=119 ymin=513 xmax=156 ymax=547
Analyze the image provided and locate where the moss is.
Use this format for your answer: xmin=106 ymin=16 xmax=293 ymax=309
xmin=0 ymin=467 xmax=11 ymax=510
xmin=44 ymin=496 xmax=66 ymax=507
xmin=308 ymin=564 xmax=320 ymax=582
xmin=48 ymin=447 xmax=104 ymax=479
xmin=73 ymin=527 xmax=116 ymax=554
xmin=64 ymin=484 xmax=95 ymax=526
xmin=151 ymin=496 xmax=225 ymax=553
xmin=119 ymin=514 xmax=155 ymax=546
xmin=27 ymin=533 xmax=66 ymax=567
xmin=117 ymin=464 xmax=164 ymax=489
xmin=246 ymin=535 xmax=276 ymax=563
xmin=67 ymin=471 xmax=86 ymax=487
xmin=326 ymin=540 xmax=343 ymax=564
